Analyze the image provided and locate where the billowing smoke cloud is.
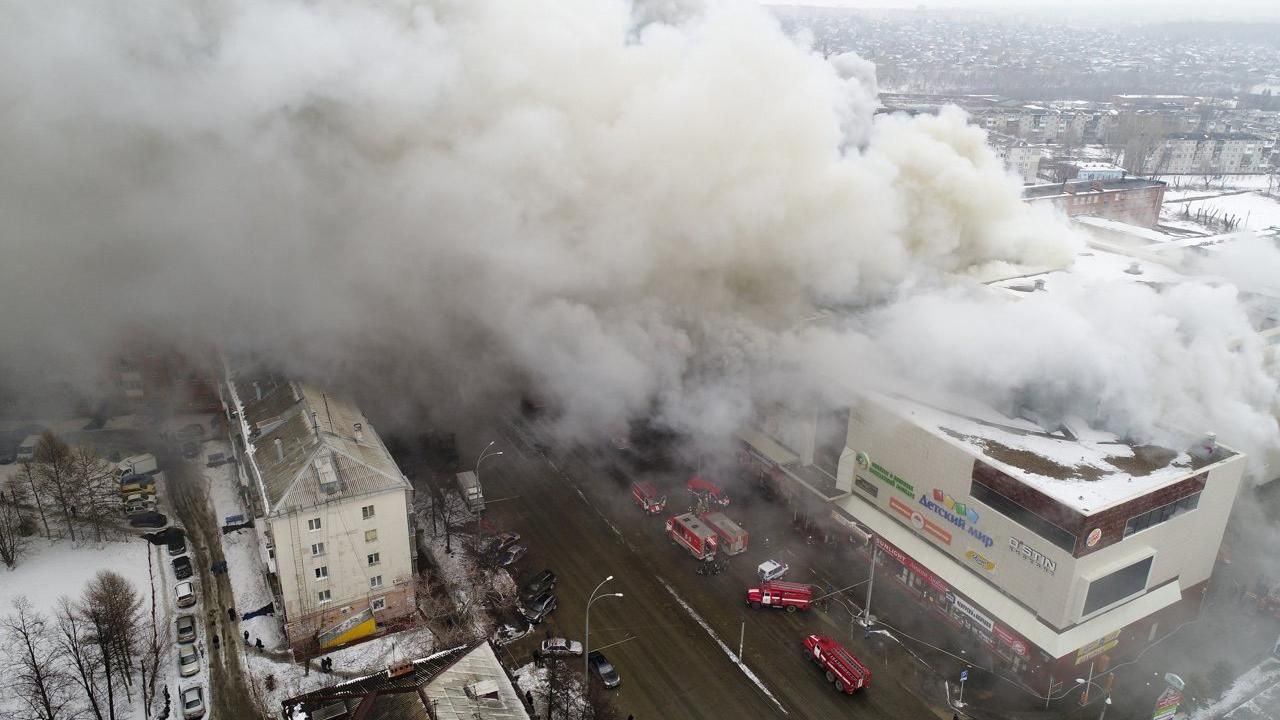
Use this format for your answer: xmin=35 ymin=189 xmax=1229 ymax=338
xmin=1 ymin=0 xmax=1276 ymax=474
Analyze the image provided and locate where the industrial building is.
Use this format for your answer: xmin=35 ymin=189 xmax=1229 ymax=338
xmin=1023 ymin=177 xmax=1167 ymax=227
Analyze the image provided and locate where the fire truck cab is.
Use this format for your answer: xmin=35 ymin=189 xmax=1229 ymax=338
xmin=631 ymin=482 xmax=666 ymax=514
xmin=746 ymin=581 xmax=812 ymax=612
xmin=803 ymin=634 xmax=871 ymax=695
xmin=687 ymin=475 xmax=730 ymax=507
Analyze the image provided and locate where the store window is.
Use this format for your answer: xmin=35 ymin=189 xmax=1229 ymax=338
xmin=1083 ymin=556 xmax=1153 ymax=615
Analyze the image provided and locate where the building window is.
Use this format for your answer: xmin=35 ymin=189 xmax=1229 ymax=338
xmin=971 ymin=476 xmax=1077 ymax=553
xmin=371 ymin=598 xmax=386 ymax=612
xmin=1083 ymin=556 xmax=1153 ymax=615
xmin=307 ymin=517 xmax=322 ymax=531
xmin=370 ymin=575 xmax=383 ymax=589
xmin=362 ymin=505 xmax=376 ymax=520
xmin=1124 ymin=493 xmax=1200 ymax=538
xmin=368 ymin=553 xmax=380 ymax=567
xmin=311 ymin=542 xmax=326 ymax=557
xmin=314 ymin=566 xmax=328 ymax=580
xmin=854 ymin=476 xmax=879 ymax=498
xmin=365 ymin=529 xmax=378 ymax=543
xmin=317 ymin=589 xmax=331 ymax=603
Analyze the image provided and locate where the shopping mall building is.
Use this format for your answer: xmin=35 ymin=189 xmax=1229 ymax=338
xmin=739 ymin=389 xmax=1245 ymax=696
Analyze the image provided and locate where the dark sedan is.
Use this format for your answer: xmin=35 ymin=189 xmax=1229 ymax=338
xmin=172 ymin=555 xmax=193 ymax=580
xmin=588 ymin=651 xmax=621 ymax=689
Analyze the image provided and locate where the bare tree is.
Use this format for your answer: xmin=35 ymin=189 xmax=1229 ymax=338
xmin=0 ymin=491 xmax=31 ymax=569
xmin=19 ymin=461 xmax=50 ymax=539
xmin=79 ymin=570 xmax=144 ymax=720
xmin=2 ymin=596 xmax=74 ymax=720
xmin=55 ymin=597 xmax=106 ymax=720
xmin=34 ymin=432 xmax=78 ymax=542
xmin=70 ymin=447 xmax=118 ymax=544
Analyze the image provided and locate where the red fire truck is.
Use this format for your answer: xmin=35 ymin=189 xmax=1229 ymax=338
xmin=700 ymin=511 xmax=749 ymax=554
xmin=666 ymin=512 xmax=718 ymax=560
xmin=687 ymin=476 xmax=730 ymax=507
xmin=632 ymin=482 xmax=666 ymax=514
xmin=803 ymin=634 xmax=871 ymax=694
xmin=746 ymin=581 xmax=812 ymax=612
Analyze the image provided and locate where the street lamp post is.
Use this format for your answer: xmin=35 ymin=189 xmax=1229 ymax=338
xmin=1074 ymin=676 xmax=1113 ymax=720
xmin=474 ymin=441 xmax=504 ymax=545
xmin=584 ymin=576 xmax=623 ymax=685
xmin=862 ymin=544 xmax=879 ymax=627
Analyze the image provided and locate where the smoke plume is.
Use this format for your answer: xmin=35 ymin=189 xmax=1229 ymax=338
xmin=1 ymin=0 xmax=1276 ymax=474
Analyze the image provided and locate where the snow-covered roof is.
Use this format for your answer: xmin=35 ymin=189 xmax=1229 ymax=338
xmin=871 ymin=391 xmax=1233 ymax=514
xmin=233 ymin=376 xmax=410 ymax=516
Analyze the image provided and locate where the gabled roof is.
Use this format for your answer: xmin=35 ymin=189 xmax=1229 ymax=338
xmin=281 ymin=641 xmax=530 ymax=720
xmin=232 ymin=375 xmax=409 ymax=516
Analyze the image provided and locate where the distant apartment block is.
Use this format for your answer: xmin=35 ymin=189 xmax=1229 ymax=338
xmin=223 ymin=375 xmax=417 ymax=657
xmin=989 ymin=134 xmax=1046 ymax=184
xmin=1023 ymin=177 xmax=1167 ymax=228
xmin=1143 ymin=133 xmax=1267 ymax=175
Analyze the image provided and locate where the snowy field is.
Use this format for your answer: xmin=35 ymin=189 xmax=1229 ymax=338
xmin=1167 ymin=192 xmax=1280 ymax=232
xmin=1157 ymin=174 xmax=1280 ymax=193
xmin=0 ymin=536 xmax=165 ymax=720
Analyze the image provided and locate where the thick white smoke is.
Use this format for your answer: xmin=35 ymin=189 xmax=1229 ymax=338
xmin=0 ymin=0 xmax=1276 ymax=473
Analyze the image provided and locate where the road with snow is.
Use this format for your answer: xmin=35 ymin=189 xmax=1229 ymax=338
xmin=163 ymin=444 xmax=262 ymax=718
xmin=420 ymin=419 xmax=946 ymax=720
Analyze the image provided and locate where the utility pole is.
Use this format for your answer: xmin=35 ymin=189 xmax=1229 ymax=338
xmin=862 ymin=544 xmax=879 ymax=626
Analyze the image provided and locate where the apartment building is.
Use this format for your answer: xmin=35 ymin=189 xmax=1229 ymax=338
xmin=1143 ymin=132 xmax=1267 ymax=174
xmin=224 ymin=375 xmax=416 ymax=657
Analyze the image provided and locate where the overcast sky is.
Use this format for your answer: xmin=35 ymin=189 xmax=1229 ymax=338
xmin=763 ymin=0 xmax=1278 ymax=23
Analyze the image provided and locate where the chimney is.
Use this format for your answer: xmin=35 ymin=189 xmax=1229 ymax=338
xmin=1034 ymin=278 xmax=1046 ymax=291
xmin=253 ymin=381 xmax=262 ymax=401
xmin=290 ymin=382 xmax=301 ymax=403
xmin=354 ymin=422 xmax=364 ymax=444
xmin=1125 ymin=262 xmax=1142 ymax=275
xmin=274 ymin=438 xmax=284 ymax=463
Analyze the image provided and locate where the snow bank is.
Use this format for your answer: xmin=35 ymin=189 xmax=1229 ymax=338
xmin=1188 ymin=659 xmax=1280 ymax=720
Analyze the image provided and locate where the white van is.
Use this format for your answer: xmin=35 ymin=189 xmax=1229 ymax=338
xmin=15 ymin=434 xmax=41 ymax=463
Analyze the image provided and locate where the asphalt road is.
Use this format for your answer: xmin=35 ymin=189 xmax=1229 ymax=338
xmin=161 ymin=445 xmax=261 ymax=718
xmin=469 ymin=421 xmax=945 ymax=720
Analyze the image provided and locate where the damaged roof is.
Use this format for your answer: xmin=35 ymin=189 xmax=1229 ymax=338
xmin=232 ymin=375 xmax=409 ymax=516
xmin=872 ymin=391 xmax=1237 ymax=514
xmin=281 ymin=641 xmax=529 ymax=720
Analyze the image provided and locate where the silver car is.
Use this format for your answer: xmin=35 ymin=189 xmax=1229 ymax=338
xmin=175 ymin=581 xmax=196 ymax=609
xmin=178 ymin=645 xmax=200 ymax=677
xmin=180 ymin=685 xmax=205 ymax=719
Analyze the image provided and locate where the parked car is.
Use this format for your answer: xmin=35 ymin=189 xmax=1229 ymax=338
xmin=175 ymin=581 xmax=196 ymax=609
xmin=180 ymin=685 xmax=206 ymax=719
xmin=123 ymin=494 xmax=156 ymax=515
xmin=178 ymin=644 xmax=200 ymax=677
xmin=757 ymin=560 xmax=789 ymax=582
xmin=540 ymin=638 xmax=583 ymax=657
xmin=168 ymin=535 xmax=187 ymax=557
xmin=519 ymin=591 xmax=557 ymax=624
xmin=521 ymin=570 xmax=556 ymax=599
xmin=587 ymin=651 xmax=621 ymax=689
xmin=172 ymin=555 xmax=193 ymax=580
xmin=175 ymin=614 xmax=196 ymax=644
xmin=498 ymin=545 xmax=528 ymax=567
xmin=130 ymin=512 xmax=168 ymax=529
xmin=488 ymin=531 xmax=521 ymax=554
xmin=205 ymin=451 xmax=229 ymax=468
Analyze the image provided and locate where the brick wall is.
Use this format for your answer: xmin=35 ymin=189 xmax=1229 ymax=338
xmin=1075 ymin=473 xmax=1207 ymax=556
xmin=972 ymin=461 xmax=1085 ymax=538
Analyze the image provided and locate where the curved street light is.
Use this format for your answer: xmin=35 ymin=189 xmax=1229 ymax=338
xmin=584 ymin=576 xmax=623 ymax=684
xmin=474 ymin=441 xmax=504 ymax=543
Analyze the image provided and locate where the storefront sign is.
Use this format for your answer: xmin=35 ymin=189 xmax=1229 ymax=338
xmin=1009 ymin=537 xmax=1057 ymax=575
xmin=1087 ymin=528 xmax=1102 ymax=547
xmin=874 ymin=536 xmax=949 ymax=592
xmin=891 ymin=496 xmax=953 ymax=545
xmin=1075 ymin=630 xmax=1120 ymax=665
xmin=965 ymin=549 xmax=996 ymax=572
xmin=993 ymin=624 xmax=1029 ymax=657
xmin=947 ymin=592 xmax=995 ymax=633
xmin=1152 ymin=686 xmax=1182 ymax=720
xmin=869 ymin=461 xmax=915 ymax=498
xmin=919 ymin=490 xmax=994 ymax=548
